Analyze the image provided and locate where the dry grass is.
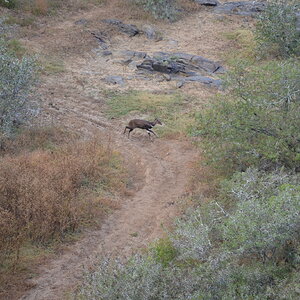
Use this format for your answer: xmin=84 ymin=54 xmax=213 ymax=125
xmin=0 ymin=127 xmax=74 ymax=155
xmin=0 ymin=128 xmax=126 ymax=278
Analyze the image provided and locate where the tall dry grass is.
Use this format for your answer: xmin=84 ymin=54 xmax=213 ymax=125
xmin=0 ymin=132 xmax=126 ymax=267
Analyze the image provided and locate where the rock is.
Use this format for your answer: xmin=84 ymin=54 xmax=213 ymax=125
xmin=137 ymin=58 xmax=185 ymax=74
xmin=135 ymin=51 xmax=224 ymax=87
xmin=91 ymin=31 xmax=108 ymax=49
xmin=214 ymin=1 xmax=266 ymax=16
xmin=151 ymin=52 xmax=225 ymax=74
xmin=168 ymin=40 xmax=179 ymax=47
xmin=75 ymin=19 xmax=89 ymax=25
xmin=103 ymin=19 xmax=140 ymax=37
xmin=163 ymin=74 xmax=172 ymax=81
xmin=184 ymin=75 xmax=222 ymax=87
xmin=102 ymin=50 xmax=112 ymax=56
xmin=176 ymin=81 xmax=185 ymax=88
xmin=128 ymin=61 xmax=138 ymax=69
xmin=194 ymin=0 xmax=219 ymax=6
xmin=142 ymin=25 xmax=163 ymax=41
xmin=104 ymin=75 xmax=125 ymax=85
xmin=118 ymin=50 xmax=148 ymax=59
xmin=296 ymin=12 xmax=300 ymax=32
xmin=175 ymin=76 xmax=222 ymax=87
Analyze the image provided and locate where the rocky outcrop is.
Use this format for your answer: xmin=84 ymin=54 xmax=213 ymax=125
xmin=101 ymin=49 xmax=224 ymax=88
xmin=135 ymin=52 xmax=224 ymax=87
xmin=102 ymin=19 xmax=140 ymax=37
xmin=118 ymin=50 xmax=148 ymax=60
xmin=137 ymin=52 xmax=225 ymax=75
xmin=91 ymin=31 xmax=109 ymax=49
xmin=214 ymin=1 xmax=266 ymax=16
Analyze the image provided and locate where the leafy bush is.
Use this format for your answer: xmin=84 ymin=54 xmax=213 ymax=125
xmin=78 ymin=168 xmax=300 ymax=299
xmin=255 ymin=0 xmax=300 ymax=57
xmin=150 ymin=238 xmax=177 ymax=267
xmin=0 ymin=42 xmax=38 ymax=137
xmin=221 ymin=169 xmax=300 ymax=262
xmin=192 ymin=59 xmax=300 ymax=171
xmin=171 ymin=208 xmax=212 ymax=260
xmin=133 ymin=0 xmax=178 ymax=21
xmin=78 ymin=255 xmax=199 ymax=300
xmin=0 ymin=0 xmax=17 ymax=9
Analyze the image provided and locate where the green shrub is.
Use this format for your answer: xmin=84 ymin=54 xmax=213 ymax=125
xmin=171 ymin=208 xmax=212 ymax=260
xmin=0 ymin=0 xmax=17 ymax=9
xmin=150 ymin=238 xmax=177 ymax=266
xmin=221 ymin=170 xmax=300 ymax=261
xmin=0 ymin=42 xmax=38 ymax=137
xmin=192 ymin=59 xmax=300 ymax=172
xmin=255 ymin=0 xmax=300 ymax=57
xmin=78 ymin=255 xmax=198 ymax=300
xmin=133 ymin=0 xmax=178 ymax=21
xmin=78 ymin=168 xmax=300 ymax=299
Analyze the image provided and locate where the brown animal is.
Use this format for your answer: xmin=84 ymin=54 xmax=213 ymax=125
xmin=123 ymin=118 xmax=162 ymax=139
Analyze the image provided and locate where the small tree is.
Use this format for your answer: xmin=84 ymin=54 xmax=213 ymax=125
xmin=0 ymin=42 xmax=38 ymax=137
xmin=255 ymin=0 xmax=300 ymax=57
xmin=193 ymin=59 xmax=300 ymax=171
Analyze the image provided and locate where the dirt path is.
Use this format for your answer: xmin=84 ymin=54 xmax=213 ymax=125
xmin=14 ymin=3 xmax=243 ymax=299
xmin=21 ymin=134 xmax=197 ymax=300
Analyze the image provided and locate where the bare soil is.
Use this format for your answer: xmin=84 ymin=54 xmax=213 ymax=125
xmin=1 ymin=2 xmax=247 ymax=299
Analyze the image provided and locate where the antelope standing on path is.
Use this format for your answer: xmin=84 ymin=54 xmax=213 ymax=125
xmin=124 ymin=118 xmax=162 ymax=140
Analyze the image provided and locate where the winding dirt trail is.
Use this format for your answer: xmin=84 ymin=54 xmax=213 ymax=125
xmin=14 ymin=2 xmax=243 ymax=299
xmin=21 ymin=135 xmax=197 ymax=300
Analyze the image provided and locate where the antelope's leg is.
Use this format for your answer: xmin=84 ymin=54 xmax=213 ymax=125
xmin=147 ymin=130 xmax=154 ymax=142
xmin=124 ymin=126 xmax=130 ymax=134
xmin=147 ymin=129 xmax=158 ymax=137
xmin=128 ymin=128 xmax=133 ymax=138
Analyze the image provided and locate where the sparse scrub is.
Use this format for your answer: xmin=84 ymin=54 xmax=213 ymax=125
xmin=3 ymin=15 xmax=35 ymax=27
xmin=0 ymin=127 xmax=74 ymax=155
xmin=133 ymin=0 xmax=178 ymax=21
xmin=255 ymin=0 xmax=300 ymax=57
xmin=41 ymin=57 xmax=65 ymax=74
xmin=222 ymin=29 xmax=256 ymax=61
xmin=6 ymin=39 xmax=27 ymax=57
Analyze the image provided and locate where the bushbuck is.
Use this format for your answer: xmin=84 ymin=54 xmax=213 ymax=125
xmin=124 ymin=118 xmax=162 ymax=140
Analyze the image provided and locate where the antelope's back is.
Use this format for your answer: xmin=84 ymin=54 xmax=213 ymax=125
xmin=129 ymin=119 xmax=152 ymax=129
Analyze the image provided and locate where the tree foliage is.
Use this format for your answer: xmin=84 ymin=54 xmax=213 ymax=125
xmin=192 ymin=59 xmax=300 ymax=171
xmin=255 ymin=0 xmax=300 ymax=57
xmin=0 ymin=42 xmax=38 ymax=136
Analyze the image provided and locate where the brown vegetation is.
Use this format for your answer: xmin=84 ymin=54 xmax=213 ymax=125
xmin=0 ymin=128 xmax=126 ymax=296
